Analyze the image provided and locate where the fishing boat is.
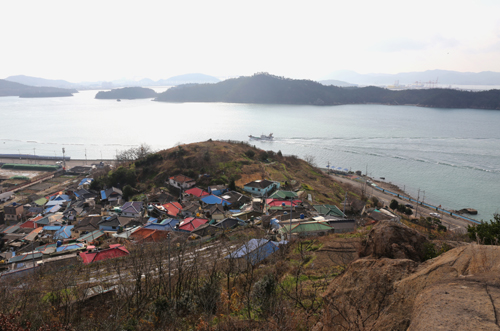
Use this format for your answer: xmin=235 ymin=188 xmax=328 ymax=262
xmin=249 ymin=133 xmax=274 ymax=141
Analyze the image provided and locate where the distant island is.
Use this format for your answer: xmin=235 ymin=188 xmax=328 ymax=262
xmin=318 ymin=79 xmax=357 ymax=87
xmin=154 ymin=73 xmax=500 ymax=110
xmin=0 ymin=79 xmax=76 ymax=97
xmin=19 ymin=91 xmax=73 ymax=98
xmin=95 ymin=87 xmax=158 ymax=99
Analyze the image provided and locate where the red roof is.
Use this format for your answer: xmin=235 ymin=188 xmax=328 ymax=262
xmin=80 ymin=244 xmax=130 ymax=264
xmin=266 ymin=199 xmax=302 ymax=207
xmin=178 ymin=217 xmax=208 ymax=231
xmin=161 ymin=202 xmax=183 ymax=217
xmin=20 ymin=215 xmax=43 ymax=229
xmin=169 ymin=175 xmax=194 ymax=183
xmin=185 ymin=187 xmax=209 ymax=198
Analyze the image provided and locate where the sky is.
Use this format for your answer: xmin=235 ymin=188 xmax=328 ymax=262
xmin=1 ymin=0 xmax=500 ymax=82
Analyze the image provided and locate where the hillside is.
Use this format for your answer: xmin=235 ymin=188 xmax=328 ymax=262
xmin=5 ymin=74 xmax=77 ymax=89
xmin=95 ymin=87 xmax=158 ymax=99
xmin=106 ymin=140 xmax=359 ymax=207
xmin=154 ymin=73 xmax=500 ymax=110
xmin=0 ymin=79 xmax=76 ymax=97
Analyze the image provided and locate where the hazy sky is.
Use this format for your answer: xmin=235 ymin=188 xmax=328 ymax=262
xmin=1 ymin=0 xmax=500 ymax=82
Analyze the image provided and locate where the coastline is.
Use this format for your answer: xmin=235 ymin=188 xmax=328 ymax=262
xmin=327 ymin=171 xmax=478 ymax=232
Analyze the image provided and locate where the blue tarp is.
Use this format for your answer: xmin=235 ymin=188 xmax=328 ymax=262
xmin=201 ymin=195 xmax=231 ymax=206
xmin=56 ymin=243 xmax=84 ymax=252
xmin=79 ymin=178 xmax=94 ymax=186
xmin=225 ymin=239 xmax=283 ymax=265
xmin=100 ymin=190 xmax=107 ymax=200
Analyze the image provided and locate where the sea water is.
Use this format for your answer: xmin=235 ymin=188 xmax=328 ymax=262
xmin=1 ymin=89 xmax=499 ymax=220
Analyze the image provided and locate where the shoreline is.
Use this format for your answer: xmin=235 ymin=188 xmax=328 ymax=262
xmin=328 ymin=171 xmax=478 ymax=231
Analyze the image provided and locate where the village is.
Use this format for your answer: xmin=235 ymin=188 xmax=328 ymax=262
xmin=0 ymin=154 xmax=379 ymax=278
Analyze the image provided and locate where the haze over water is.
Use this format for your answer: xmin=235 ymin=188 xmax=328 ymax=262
xmin=1 ymin=90 xmax=499 ymax=220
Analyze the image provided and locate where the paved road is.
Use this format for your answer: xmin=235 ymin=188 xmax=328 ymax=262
xmin=330 ymin=173 xmax=474 ymax=232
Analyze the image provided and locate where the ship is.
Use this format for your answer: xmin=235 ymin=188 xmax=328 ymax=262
xmin=249 ymin=133 xmax=274 ymax=141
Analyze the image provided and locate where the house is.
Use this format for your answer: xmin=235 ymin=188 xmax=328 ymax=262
xmin=180 ymin=202 xmax=201 ymax=218
xmin=169 ymin=175 xmax=196 ymax=190
xmin=268 ymin=190 xmax=298 ymax=199
xmin=322 ymin=218 xmax=356 ymax=233
xmin=218 ymin=191 xmax=251 ymax=209
xmin=207 ymin=185 xmax=227 ymax=196
xmin=74 ymin=188 xmax=97 ymax=200
xmin=121 ymin=201 xmax=143 ymax=218
xmin=185 ymin=187 xmax=209 ymax=198
xmin=80 ymin=244 xmax=129 ymax=264
xmin=225 ymin=239 xmax=285 ymax=267
xmin=279 ymin=221 xmax=334 ymax=238
xmin=178 ymin=217 xmax=209 ymax=232
xmin=98 ymin=215 xmax=132 ymax=232
xmin=215 ymin=218 xmax=241 ymax=230
xmin=72 ymin=216 xmax=101 ymax=237
xmin=100 ymin=187 xmax=123 ymax=202
xmin=243 ymin=180 xmax=280 ymax=197
xmin=77 ymin=230 xmax=106 ymax=244
xmin=4 ymin=202 xmax=24 ymax=223
xmin=206 ymin=204 xmax=228 ymax=221
xmin=130 ymin=228 xmax=169 ymax=243
xmin=53 ymin=225 xmax=74 ymax=240
xmin=144 ymin=218 xmax=179 ymax=231
xmin=20 ymin=215 xmax=43 ymax=229
xmin=162 ymin=202 xmax=182 ymax=217
xmin=191 ymin=224 xmax=220 ymax=238
xmin=313 ymin=204 xmax=345 ymax=218
xmin=201 ymin=195 xmax=231 ymax=206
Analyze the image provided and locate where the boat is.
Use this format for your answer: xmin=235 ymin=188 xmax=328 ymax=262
xmin=249 ymin=133 xmax=274 ymax=141
xmin=117 ymin=99 xmax=121 ymax=102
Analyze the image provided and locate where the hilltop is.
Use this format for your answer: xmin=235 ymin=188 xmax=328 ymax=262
xmin=154 ymin=72 xmax=500 ymax=110
xmin=106 ymin=140 xmax=359 ymax=207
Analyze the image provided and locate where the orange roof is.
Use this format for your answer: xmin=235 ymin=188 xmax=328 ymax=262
xmin=169 ymin=175 xmax=195 ymax=183
xmin=162 ymin=202 xmax=183 ymax=217
xmin=130 ymin=228 xmax=169 ymax=243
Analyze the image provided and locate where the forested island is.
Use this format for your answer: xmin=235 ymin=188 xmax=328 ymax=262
xmin=0 ymin=79 xmax=76 ymax=97
xmin=154 ymin=73 xmax=500 ymax=110
xmin=95 ymin=87 xmax=158 ymax=99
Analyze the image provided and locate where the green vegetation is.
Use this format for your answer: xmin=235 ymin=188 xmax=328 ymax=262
xmin=155 ymin=73 xmax=500 ymax=110
xmin=467 ymin=214 xmax=500 ymax=244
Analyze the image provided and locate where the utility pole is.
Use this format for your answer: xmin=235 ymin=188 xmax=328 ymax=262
xmin=343 ymin=191 xmax=347 ymax=218
xmin=33 ymin=148 xmax=36 ymax=164
xmin=85 ymin=148 xmax=87 ymax=165
xmin=415 ymin=189 xmax=420 ymax=218
xmin=62 ymin=148 xmax=66 ymax=170
xmin=168 ymin=232 xmax=171 ymax=297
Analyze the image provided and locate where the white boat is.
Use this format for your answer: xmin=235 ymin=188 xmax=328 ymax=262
xmin=249 ymin=133 xmax=274 ymax=141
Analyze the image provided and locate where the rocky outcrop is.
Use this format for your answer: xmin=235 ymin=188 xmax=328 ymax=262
xmin=358 ymin=220 xmax=430 ymax=262
xmin=318 ymin=221 xmax=500 ymax=331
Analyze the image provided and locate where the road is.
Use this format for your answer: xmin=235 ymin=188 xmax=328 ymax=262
xmin=330 ymin=173 xmax=475 ymax=232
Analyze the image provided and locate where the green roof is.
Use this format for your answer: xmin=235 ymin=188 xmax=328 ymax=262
xmin=268 ymin=190 xmax=298 ymax=199
xmin=34 ymin=198 xmax=48 ymax=206
xmin=279 ymin=222 xmax=333 ymax=234
xmin=313 ymin=205 xmax=345 ymax=218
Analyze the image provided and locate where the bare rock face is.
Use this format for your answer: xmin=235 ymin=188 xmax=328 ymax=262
xmin=358 ymin=220 xmax=429 ymax=262
xmin=318 ymin=220 xmax=500 ymax=331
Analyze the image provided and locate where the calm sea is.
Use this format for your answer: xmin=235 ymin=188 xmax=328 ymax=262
xmin=1 ymin=89 xmax=499 ymax=220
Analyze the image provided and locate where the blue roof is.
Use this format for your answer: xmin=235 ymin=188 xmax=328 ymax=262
xmin=160 ymin=218 xmax=179 ymax=227
xmin=225 ymin=239 xmax=282 ymax=265
xmin=144 ymin=223 xmax=174 ymax=231
xmin=54 ymin=225 xmax=74 ymax=239
xmin=201 ymin=195 xmax=231 ymax=206
xmin=43 ymin=225 xmax=63 ymax=231
xmin=100 ymin=190 xmax=107 ymax=200
xmin=79 ymin=178 xmax=94 ymax=186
